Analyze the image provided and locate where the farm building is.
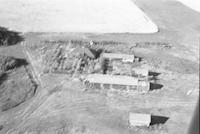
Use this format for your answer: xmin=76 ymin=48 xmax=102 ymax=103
xmin=102 ymin=53 xmax=135 ymax=62
xmin=129 ymin=113 xmax=151 ymax=127
xmin=110 ymin=60 xmax=149 ymax=77
xmin=68 ymin=47 xmax=97 ymax=59
xmin=131 ymin=68 xmax=149 ymax=77
xmin=84 ymin=74 xmax=149 ymax=92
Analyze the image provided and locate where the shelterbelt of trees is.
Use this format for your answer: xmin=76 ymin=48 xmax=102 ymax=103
xmin=0 ymin=27 xmax=23 ymax=46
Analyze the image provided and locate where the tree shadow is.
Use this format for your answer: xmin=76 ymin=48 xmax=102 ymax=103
xmin=15 ymin=58 xmax=29 ymax=68
xmin=0 ymin=58 xmax=28 ymax=85
xmin=0 ymin=56 xmax=29 ymax=72
xmin=149 ymin=71 xmax=161 ymax=77
xmin=150 ymin=115 xmax=169 ymax=125
xmin=150 ymin=83 xmax=163 ymax=91
xmin=0 ymin=125 xmax=3 ymax=131
xmin=0 ymin=27 xmax=24 ymax=46
xmin=0 ymin=73 xmax=7 ymax=85
xmin=90 ymin=48 xmax=103 ymax=59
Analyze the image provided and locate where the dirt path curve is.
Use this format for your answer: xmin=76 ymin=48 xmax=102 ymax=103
xmin=0 ymin=42 xmax=49 ymax=134
xmin=21 ymin=42 xmax=42 ymax=86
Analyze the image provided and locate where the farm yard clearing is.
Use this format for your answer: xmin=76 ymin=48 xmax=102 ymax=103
xmin=0 ymin=33 xmax=197 ymax=134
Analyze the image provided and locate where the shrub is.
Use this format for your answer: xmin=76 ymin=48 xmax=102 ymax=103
xmin=0 ymin=55 xmax=17 ymax=71
xmin=0 ymin=55 xmax=28 ymax=72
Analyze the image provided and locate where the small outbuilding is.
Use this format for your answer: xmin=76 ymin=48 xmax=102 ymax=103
xmin=132 ymin=68 xmax=149 ymax=77
xmin=129 ymin=113 xmax=151 ymax=127
xmin=111 ymin=60 xmax=149 ymax=77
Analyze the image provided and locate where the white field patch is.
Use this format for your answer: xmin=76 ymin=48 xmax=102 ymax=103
xmin=176 ymin=0 xmax=200 ymax=12
xmin=0 ymin=0 xmax=158 ymax=33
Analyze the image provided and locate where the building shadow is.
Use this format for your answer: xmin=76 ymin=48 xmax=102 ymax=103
xmin=134 ymin=56 xmax=143 ymax=62
xmin=150 ymin=83 xmax=163 ymax=91
xmin=102 ymin=58 xmax=109 ymax=74
xmin=0 ymin=27 xmax=24 ymax=46
xmin=149 ymin=71 xmax=161 ymax=81
xmin=150 ymin=115 xmax=169 ymax=125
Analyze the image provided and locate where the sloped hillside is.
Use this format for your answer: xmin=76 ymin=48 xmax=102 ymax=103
xmin=0 ymin=55 xmax=36 ymax=112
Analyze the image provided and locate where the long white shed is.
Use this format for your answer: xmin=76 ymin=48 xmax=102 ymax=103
xmin=84 ymin=74 xmax=150 ymax=92
xmin=102 ymin=53 xmax=135 ymax=62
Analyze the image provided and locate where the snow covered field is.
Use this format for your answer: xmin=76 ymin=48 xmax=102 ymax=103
xmin=0 ymin=0 xmax=158 ymax=33
xmin=176 ymin=0 xmax=200 ymax=12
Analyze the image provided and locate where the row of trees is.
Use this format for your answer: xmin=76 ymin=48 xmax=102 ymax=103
xmin=0 ymin=27 xmax=23 ymax=46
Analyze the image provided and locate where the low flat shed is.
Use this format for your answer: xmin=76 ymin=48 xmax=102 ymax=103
xmin=129 ymin=113 xmax=151 ymax=127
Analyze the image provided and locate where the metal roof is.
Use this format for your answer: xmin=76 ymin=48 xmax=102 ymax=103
xmin=102 ymin=53 xmax=134 ymax=60
xmin=129 ymin=113 xmax=151 ymax=126
xmin=132 ymin=68 xmax=149 ymax=76
xmin=86 ymin=74 xmax=138 ymax=85
xmin=70 ymin=47 xmax=96 ymax=58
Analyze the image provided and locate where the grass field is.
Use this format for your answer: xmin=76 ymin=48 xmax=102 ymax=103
xmin=0 ymin=0 xmax=158 ymax=33
xmin=176 ymin=0 xmax=200 ymax=12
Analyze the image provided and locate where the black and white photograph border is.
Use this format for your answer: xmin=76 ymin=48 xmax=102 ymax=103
xmin=0 ymin=0 xmax=199 ymax=134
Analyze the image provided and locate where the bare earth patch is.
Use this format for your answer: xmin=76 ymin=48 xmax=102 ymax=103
xmin=5 ymin=34 xmax=195 ymax=134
